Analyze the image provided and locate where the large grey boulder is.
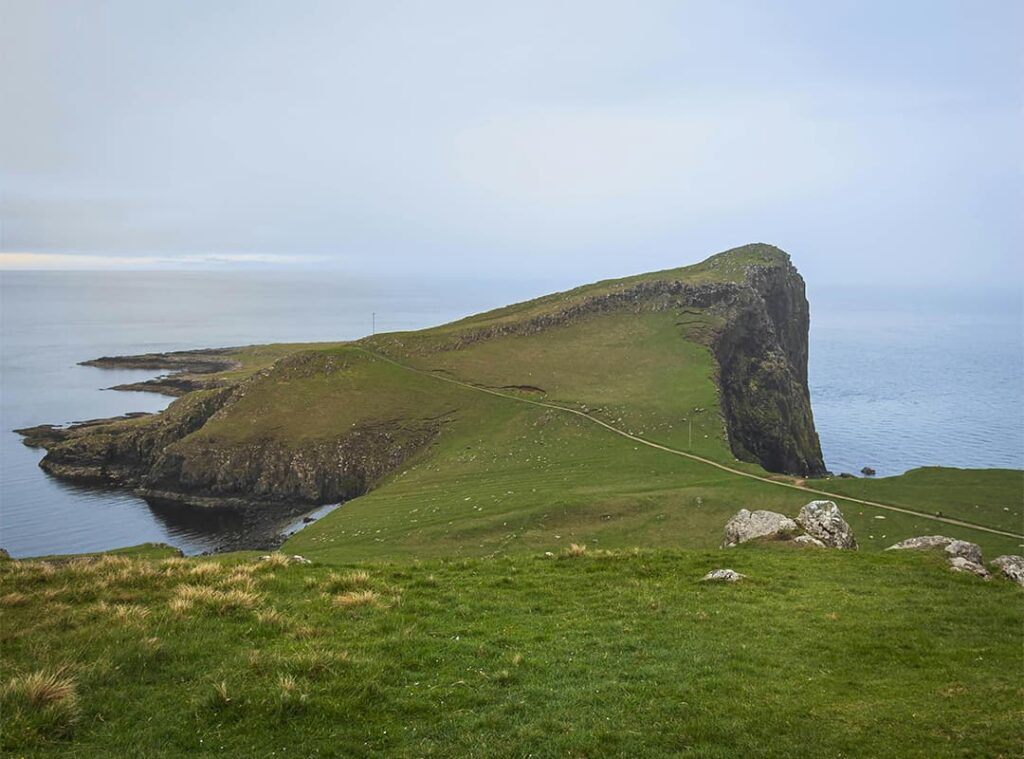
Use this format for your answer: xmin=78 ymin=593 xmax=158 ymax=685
xmin=948 ymin=557 xmax=989 ymax=578
xmin=702 ymin=568 xmax=746 ymax=582
xmin=886 ymin=535 xmax=954 ymax=552
xmin=944 ymin=540 xmax=982 ymax=565
xmin=795 ymin=501 xmax=857 ymax=549
xmin=722 ymin=509 xmax=798 ymax=547
xmin=990 ymin=555 xmax=1024 ymax=586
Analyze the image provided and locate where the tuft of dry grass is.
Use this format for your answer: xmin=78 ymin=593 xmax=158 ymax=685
xmin=188 ymin=561 xmax=223 ymax=579
xmin=562 ymin=543 xmax=588 ymax=558
xmin=259 ymin=553 xmax=292 ymax=569
xmin=213 ymin=680 xmax=232 ymax=706
xmin=256 ymin=608 xmax=288 ymax=627
xmin=331 ymin=590 xmax=381 ymax=608
xmin=322 ymin=570 xmax=372 ymax=593
xmin=1 ymin=667 xmax=81 ymax=738
xmin=0 ymin=591 xmax=29 ymax=607
xmin=170 ymin=584 xmax=260 ymax=614
xmin=109 ymin=603 xmax=150 ymax=625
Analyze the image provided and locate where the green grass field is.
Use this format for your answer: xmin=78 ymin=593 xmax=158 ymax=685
xmin=2 ymin=546 xmax=1021 ymax=758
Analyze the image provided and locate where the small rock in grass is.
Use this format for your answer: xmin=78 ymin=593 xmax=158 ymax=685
xmin=702 ymin=568 xmax=746 ymax=582
xmin=989 ymin=555 xmax=1024 ymax=586
xmin=885 ymin=535 xmax=954 ymax=552
xmin=722 ymin=509 xmax=798 ymax=547
xmin=944 ymin=540 xmax=982 ymax=565
xmin=792 ymin=535 xmax=826 ymax=548
xmin=948 ymin=557 xmax=989 ymax=578
xmin=796 ymin=501 xmax=857 ymax=549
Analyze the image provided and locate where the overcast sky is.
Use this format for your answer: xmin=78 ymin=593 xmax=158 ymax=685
xmin=1 ymin=0 xmax=1021 ymax=288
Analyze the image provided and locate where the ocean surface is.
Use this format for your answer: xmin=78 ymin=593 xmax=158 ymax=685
xmin=1 ymin=271 xmax=1021 ymax=558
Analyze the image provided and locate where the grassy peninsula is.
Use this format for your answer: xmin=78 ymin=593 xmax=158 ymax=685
xmin=4 ymin=244 xmax=1022 ymax=756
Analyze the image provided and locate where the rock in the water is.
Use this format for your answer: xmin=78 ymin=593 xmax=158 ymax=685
xmin=948 ymin=557 xmax=989 ymax=578
xmin=722 ymin=509 xmax=798 ymax=547
xmin=944 ymin=540 xmax=982 ymax=565
xmin=795 ymin=501 xmax=857 ymax=549
xmin=702 ymin=568 xmax=746 ymax=582
xmin=886 ymin=535 xmax=955 ymax=552
xmin=989 ymin=555 xmax=1024 ymax=586
xmin=792 ymin=534 xmax=826 ymax=547
xmin=860 ymin=467 xmax=876 ymax=476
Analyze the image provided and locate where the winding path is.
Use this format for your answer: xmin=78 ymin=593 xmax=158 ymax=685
xmin=358 ymin=348 xmax=1023 ymax=542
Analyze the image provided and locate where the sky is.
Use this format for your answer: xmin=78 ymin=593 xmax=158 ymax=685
xmin=1 ymin=0 xmax=1022 ymax=289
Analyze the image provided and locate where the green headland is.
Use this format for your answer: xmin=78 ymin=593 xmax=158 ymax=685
xmin=4 ymin=243 xmax=1022 ymax=756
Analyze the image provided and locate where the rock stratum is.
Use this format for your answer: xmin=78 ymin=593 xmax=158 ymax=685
xmin=17 ymin=243 xmax=826 ymax=514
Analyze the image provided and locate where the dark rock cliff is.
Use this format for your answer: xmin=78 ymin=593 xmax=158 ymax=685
xmin=711 ymin=258 xmax=826 ymax=476
xmin=21 ymin=363 xmax=444 ymax=511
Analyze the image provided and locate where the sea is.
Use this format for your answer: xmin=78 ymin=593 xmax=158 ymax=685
xmin=1 ymin=271 xmax=1021 ymax=558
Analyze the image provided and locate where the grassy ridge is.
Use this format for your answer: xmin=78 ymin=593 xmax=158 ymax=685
xmin=1 ymin=547 xmax=1020 ymax=757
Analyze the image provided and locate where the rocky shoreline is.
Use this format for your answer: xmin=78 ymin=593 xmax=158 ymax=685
xmin=83 ymin=348 xmax=241 ymax=396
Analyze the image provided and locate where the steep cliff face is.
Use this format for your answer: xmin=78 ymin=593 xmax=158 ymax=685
xmin=711 ymin=258 xmax=826 ymax=476
xmin=25 ymin=358 xmax=445 ymax=510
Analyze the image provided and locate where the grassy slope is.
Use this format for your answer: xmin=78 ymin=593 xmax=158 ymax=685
xmin=1 ymin=548 xmax=1021 ymax=758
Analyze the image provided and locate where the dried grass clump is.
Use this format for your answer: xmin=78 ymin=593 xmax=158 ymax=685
xmin=0 ymin=591 xmax=29 ymax=607
xmin=258 ymin=553 xmax=292 ymax=569
xmin=323 ymin=570 xmax=372 ymax=593
xmin=110 ymin=603 xmax=150 ymax=625
xmin=1 ymin=667 xmax=80 ymax=738
xmin=170 ymin=584 xmax=260 ymax=614
xmin=188 ymin=561 xmax=223 ymax=579
xmin=562 ymin=543 xmax=588 ymax=558
xmin=332 ymin=590 xmax=381 ymax=609
xmin=255 ymin=608 xmax=288 ymax=627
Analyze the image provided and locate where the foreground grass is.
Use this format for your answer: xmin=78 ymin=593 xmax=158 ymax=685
xmin=2 ymin=547 xmax=1021 ymax=758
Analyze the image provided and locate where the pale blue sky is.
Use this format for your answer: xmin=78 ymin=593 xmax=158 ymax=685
xmin=1 ymin=0 xmax=1021 ymax=287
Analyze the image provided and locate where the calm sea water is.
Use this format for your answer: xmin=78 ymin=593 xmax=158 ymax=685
xmin=1 ymin=271 xmax=1021 ymax=558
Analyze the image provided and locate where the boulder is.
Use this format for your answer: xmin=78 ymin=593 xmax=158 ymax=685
xmin=989 ymin=555 xmax=1024 ymax=586
xmin=792 ymin=534 xmax=826 ymax=547
xmin=948 ymin=557 xmax=989 ymax=578
xmin=885 ymin=535 xmax=954 ymax=552
xmin=944 ymin=540 xmax=982 ymax=565
xmin=860 ymin=467 xmax=876 ymax=476
xmin=722 ymin=509 xmax=798 ymax=547
xmin=795 ymin=501 xmax=857 ymax=549
xmin=702 ymin=568 xmax=745 ymax=582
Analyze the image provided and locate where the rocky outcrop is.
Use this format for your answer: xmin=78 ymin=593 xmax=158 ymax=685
xmin=702 ymin=568 xmax=745 ymax=582
xmin=723 ymin=502 xmax=856 ymax=549
xmin=722 ymin=509 xmax=799 ymax=547
xmin=21 ymin=357 xmax=445 ymax=511
xmin=710 ymin=256 xmax=825 ymax=476
xmin=944 ymin=540 xmax=983 ymax=565
xmin=886 ymin=536 xmax=954 ymax=552
xmin=989 ymin=556 xmax=1024 ymax=586
xmin=991 ymin=557 xmax=1024 ymax=585
xmin=81 ymin=348 xmax=240 ymax=397
xmin=796 ymin=501 xmax=857 ymax=549
xmin=948 ymin=557 xmax=989 ymax=578
xmin=886 ymin=535 xmax=999 ymax=580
